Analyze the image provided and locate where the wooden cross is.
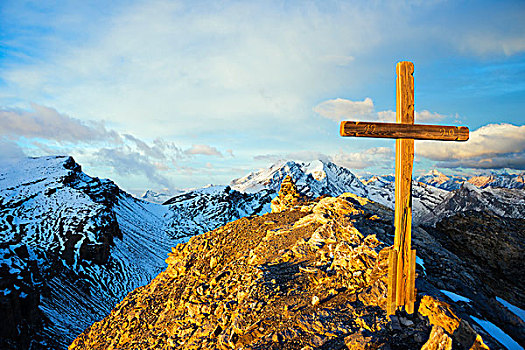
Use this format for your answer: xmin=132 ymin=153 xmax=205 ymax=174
xmin=339 ymin=61 xmax=469 ymax=315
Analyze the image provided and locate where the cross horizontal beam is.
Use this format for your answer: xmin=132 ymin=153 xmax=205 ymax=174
xmin=340 ymin=121 xmax=469 ymax=141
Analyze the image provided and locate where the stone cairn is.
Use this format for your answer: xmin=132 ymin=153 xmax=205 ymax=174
xmin=270 ymin=175 xmax=304 ymax=213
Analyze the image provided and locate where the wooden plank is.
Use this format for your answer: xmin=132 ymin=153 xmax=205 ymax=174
xmin=394 ymin=61 xmax=414 ymax=312
xmin=394 ymin=139 xmax=413 ymax=308
xmin=397 ymin=62 xmax=414 ymax=125
xmin=406 ymin=249 xmax=417 ymax=314
xmin=387 ymin=248 xmax=398 ymax=315
xmin=339 ymin=121 xmax=469 ymax=141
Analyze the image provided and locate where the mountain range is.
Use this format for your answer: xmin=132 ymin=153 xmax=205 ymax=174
xmin=0 ymin=156 xmax=524 ymax=349
xmin=414 ymin=169 xmax=525 ymax=191
xmin=69 ymin=172 xmax=525 ymax=349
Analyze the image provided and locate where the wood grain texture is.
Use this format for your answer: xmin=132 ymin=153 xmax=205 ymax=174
xmin=394 ymin=137 xmax=414 ymax=310
xmin=397 ymin=61 xmax=414 ymax=125
xmin=405 ymin=249 xmax=417 ymax=314
xmin=339 ymin=122 xmax=469 ymax=141
xmin=387 ymin=249 xmax=398 ymax=315
xmin=393 ymin=61 xmax=415 ymax=314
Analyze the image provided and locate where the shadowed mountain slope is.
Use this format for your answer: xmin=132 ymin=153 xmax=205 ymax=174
xmin=0 ymin=156 xmax=180 ymax=348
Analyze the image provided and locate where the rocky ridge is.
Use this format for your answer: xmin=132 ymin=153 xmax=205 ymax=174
xmin=69 ymin=179 xmax=514 ymax=349
xmin=0 ymin=157 xmax=281 ymax=348
xmin=0 ymin=156 xmax=181 ymax=348
xmin=420 ymin=182 xmax=525 ymax=226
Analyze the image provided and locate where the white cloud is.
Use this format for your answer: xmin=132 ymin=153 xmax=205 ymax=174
xmin=377 ymin=110 xmax=396 ymax=122
xmin=184 ymin=144 xmax=223 ymax=157
xmin=332 ymin=147 xmax=393 ymax=169
xmin=0 ymin=104 xmax=121 ymax=143
xmin=0 ymin=102 xmax=230 ymax=187
xmin=436 ymin=155 xmax=525 ymax=170
xmin=0 ymin=139 xmax=26 ymax=166
xmin=94 ymin=147 xmax=173 ymax=188
xmin=418 ymin=123 xmax=525 ymax=170
xmin=315 ymin=98 xmax=449 ymax=123
xmin=2 ymin=1 xmax=523 ymax=141
xmin=415 ymin=110 xmax=447 ymax=123
xmin=254 ymin=147 xmax=392 ymax=170
xmin=1 ymin=1 xmax=387 ymax=138
xmin=123 ymin=134 xmax=183 ymax=160
xmin=418 ymin=123 xmax=525 ymax=160
xmin=457 ymin=28 xmax=525 ymax=57
xmin=313 ymin=98 xmax=374 ymax=122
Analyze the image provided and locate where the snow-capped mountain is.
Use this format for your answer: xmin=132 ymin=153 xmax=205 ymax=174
xmin=140 ymin=189 xmax=181 ymax=204
xmin=0 ymin=156 xmax=181 ymax=348
xmin=164 ymin=185 xmax=273 ymax=239
xmin=0 ymin=157 xmax=280 ymax=348
xmin=415 ymin=169 xmax=468 ymax=191
xmin=230 ymin=160 xmax=448 ymax=223
xmin=420 ymin=182 xmax=525 ymax=226
xmin=467 ymin=173 xmax=525 ymax=189
xmin=364 ymin=175 xmax=450 ymax=223
xmin=2 ymin=156 xmax=524 ymax=349
xmin=230 ymin=160 xmax=368 ymax=198
xmin=68 ymin=170 xmax=525 ymax=350
xmin=416 ymin=169 xmax=525 ymax=190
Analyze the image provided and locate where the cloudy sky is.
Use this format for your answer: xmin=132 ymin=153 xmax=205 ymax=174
xmin=1 ymin=0 xmax=524 ymax=194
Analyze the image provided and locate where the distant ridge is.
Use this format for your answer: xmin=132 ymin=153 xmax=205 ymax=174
xmin=230 ymin=159 xmax=367 ymax=197
xmin=415 ymin=169 xmax=525 ymax=191
xmin=229 ymin=160 xmax=449 ymax=223
xmin=141 ymin=189 xmax=180 ymax=204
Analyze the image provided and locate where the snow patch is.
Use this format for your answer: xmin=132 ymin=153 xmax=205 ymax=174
xmin=497 ymin=297 xmax=525 ymax=323
xmin=416 ymin=256 xmax=426 ymax=274
xmin=470 ymin=316 xmax=523 ymax=350
xmin=440 ymin=290 xmax=471 ymax=303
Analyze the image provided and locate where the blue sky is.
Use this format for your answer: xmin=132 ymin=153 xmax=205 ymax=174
xmin=1 ymin=0 xmax=524 ymax=194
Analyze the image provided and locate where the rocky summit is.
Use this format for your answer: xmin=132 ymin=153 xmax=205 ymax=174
xmin=69 ymin=179 xmax=506 ymax=350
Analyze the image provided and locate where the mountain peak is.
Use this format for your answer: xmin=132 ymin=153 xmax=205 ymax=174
xmin=422 ymin=169 xmax=450 ymax=181
xmin=230 ymin=159 xmax=366 ymax=198
xmin=140 ymin=189 xmax=177 ymax=204
xmin=428 ymin=169 xmax=446 ymax=177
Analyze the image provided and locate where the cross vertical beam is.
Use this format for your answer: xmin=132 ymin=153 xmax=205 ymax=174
xmin=389 ymin=61 xmax=417 ymax=314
